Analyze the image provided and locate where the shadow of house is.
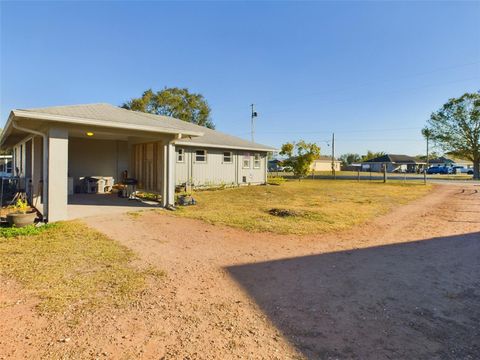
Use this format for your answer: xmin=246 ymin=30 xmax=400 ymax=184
xmin=227 ymin=233 xmax=480 ymax=359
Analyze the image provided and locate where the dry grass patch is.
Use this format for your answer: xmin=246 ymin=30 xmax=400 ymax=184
xmin=0 ymin=221 xmax=161 ymax=315
xmin=174 ymin=180 xmax=432 ymax=235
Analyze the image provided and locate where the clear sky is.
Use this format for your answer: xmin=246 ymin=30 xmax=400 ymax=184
xmin=1 ymin=1 xmax=479 ymax=156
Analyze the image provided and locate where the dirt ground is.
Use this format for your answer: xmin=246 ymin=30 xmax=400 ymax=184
xmin=1 ymin=184 xmax=479 ymax=359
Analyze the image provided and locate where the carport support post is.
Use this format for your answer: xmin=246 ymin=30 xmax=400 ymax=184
xmin=167 ymin=142 xmax=175 ymax=206
xmin=161 ymin=140 xmax=176 ymax=207
xmin=46 ymin=128 xmax=69 ymax=222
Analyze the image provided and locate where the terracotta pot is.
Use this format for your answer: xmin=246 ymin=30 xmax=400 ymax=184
xmin=6 ymin=212 xmax=37 ymax=228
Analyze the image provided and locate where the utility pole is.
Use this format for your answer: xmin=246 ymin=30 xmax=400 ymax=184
xmin=331 ymin=132 xmax=336 ymax=179
xmin=424 ymin=133 xmax=429 ymax=185
xmin=250 ymin=104 xmax=258 ymax=143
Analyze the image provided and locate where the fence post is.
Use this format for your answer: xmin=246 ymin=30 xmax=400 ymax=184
xmin=383 ymin=164 xmax=387 ymax=183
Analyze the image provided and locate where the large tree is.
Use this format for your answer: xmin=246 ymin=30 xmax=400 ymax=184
xmin=339 ymin=153 xmax=361 ymax=166
xmin=361 ymin=151 xmax=385 ymax=162
xmin=122 ymin=88 xmax=215 ymax=129
xmin=280 ymin=140 xmax=321 ymax=178
xmin=423 ymin=92 xmax=480 ymax=179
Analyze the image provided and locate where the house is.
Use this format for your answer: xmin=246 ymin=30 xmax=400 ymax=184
xmin=361 ymin=154 xmax=425 ymax=173
xmin=268 ymin=159 xmax=284 ymax=172
xmin=0 ymin=103 xmax=274 ymax=222
xmin=0 ymin=154 xmax=13 ymax=177
xmin=428 ymin=156 xmax=473 ymax=168
xmin=310 ymin=156 xmax=341 ymax=172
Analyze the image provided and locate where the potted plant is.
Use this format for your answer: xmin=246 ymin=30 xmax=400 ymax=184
xmin=7 ymin=199 xmax=37 ymax=228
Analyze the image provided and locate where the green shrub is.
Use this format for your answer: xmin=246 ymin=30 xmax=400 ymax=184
xmin=267 ymin=176 xmax=286 ymax=185
xmin=0 ymin=224 xmax=55 ymax=238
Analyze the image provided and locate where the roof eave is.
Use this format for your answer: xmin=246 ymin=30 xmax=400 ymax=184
xmin=174 ymin=140 xmax=276 ymax=152
xmin=11 ymin=110 xmax=204 ymax=137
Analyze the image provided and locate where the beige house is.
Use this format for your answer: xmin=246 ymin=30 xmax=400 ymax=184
xmin=310 ymin=156 xmax=341 ymax=172
xmin=0 ymin=103 xmax=273 ymax=222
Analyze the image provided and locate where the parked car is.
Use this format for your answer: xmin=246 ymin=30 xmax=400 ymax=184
xmin=426 ymin=166 xmax=452 ymax=174
xmin=452 ymin=166 xmax=474 ymax=175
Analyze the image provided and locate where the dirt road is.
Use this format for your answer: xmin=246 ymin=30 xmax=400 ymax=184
xmin=1 ymin=184 xmax=479 ymax=359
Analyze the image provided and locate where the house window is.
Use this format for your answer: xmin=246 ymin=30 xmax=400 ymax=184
xmin=195 ymin=149 xmax=207 ymax=163
xmin=254 ymin=153 xmax=261 ymax=169
xmin=243 ymin=154 xmax=250 ymax=168
xmin=223 ymin=151 xmax=233 ymax=163
xmin=177 ymin=148 xmax=184 ymax=163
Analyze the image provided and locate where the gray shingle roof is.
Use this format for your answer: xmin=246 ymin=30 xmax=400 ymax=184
xmin=363 ymin=154 xmax=424 ymax=164
xmin=16 ymin=103 xmax=275 ymax=152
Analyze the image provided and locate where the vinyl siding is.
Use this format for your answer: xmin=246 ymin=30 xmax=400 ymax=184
xmin=175 ymin=146 xmax=267 ymax=187
xmin=68 ymin=137 xmax=129 ymax=189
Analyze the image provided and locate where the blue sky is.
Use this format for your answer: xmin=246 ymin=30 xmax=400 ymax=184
xmin=1 ymin=1 xmax=479 ymax=156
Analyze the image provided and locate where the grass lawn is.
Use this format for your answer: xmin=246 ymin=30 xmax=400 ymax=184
xmin=174 ymin=180 xmax=432 ymax=235
xmin=0 ymin=222 xmax=162 ymax=315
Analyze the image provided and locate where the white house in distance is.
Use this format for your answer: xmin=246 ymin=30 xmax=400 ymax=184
xmin=310 ymin=156 xmax=341 ymax=172
xmin=427 ymin=156 xmax=473 ymax=168
xmin=0 ymin=103 xmax=274 ymax=222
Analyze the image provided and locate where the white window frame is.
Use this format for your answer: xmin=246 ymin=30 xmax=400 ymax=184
xmin=243 ymin=153 xmax=250 ymax=169
xmin=223 ymin=151 xmax=233 ymax=164
xmin=177 ymin=148 xmax=184 ymax=163
xmin=195 ymin=149 xmax=207 ymax=163
xmin=253 ymin=153 xmax=261 ymax=169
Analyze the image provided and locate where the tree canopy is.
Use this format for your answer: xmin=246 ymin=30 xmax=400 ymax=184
xmin=423 ymin=92 xmax=480 ymax=178
xmin=122 ymin=88 xmax=215 ymax=129
xmin=361 ymin=151 xmax=385 ymax=162
xmin=279 ymin=140 xmax=321 ymax=178
xmin=339 ymin=153 xmax=361 ymax=166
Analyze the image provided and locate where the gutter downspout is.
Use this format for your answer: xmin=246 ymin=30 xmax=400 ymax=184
xmin=12 ymin=121 xmax=49 ymax=221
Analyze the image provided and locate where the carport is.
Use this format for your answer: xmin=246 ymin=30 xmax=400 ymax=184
xmin=0 ymin=103 xmax=203 ymax=222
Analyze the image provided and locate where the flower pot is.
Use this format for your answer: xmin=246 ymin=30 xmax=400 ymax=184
xmin=6 ymin=211 xmax=37 ymax=228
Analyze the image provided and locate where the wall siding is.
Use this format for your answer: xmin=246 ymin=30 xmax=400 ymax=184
xmin=68 ymin=137 xmax=129 ymax=188
xmin=175 ymin=146 xmax=267 ymax=187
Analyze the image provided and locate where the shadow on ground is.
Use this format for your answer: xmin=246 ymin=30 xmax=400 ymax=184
xmin=227 ymin=233 xmax=480 ymax=359
xmin=68 ymin=194 xmax=159 ymax=207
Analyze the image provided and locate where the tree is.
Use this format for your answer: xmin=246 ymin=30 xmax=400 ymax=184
xmin=416 ymin=151 xmax=439 ymax=162
xmin=279 ymin=140 xmax=321 ymax=178
xmin=424 ymin=92 xmax=480 ymax=179
xmin=0 ymin=129 xmax=11 ymax=155
xmin=339 ymin=153 xmax=361 ymax=166
xmin=361 ymin=151 xmax=385 ymax=162
xmin=122 ymin=88 xmax=215 ymax=129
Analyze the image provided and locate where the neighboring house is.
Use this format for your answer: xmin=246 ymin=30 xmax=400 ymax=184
xmin=268 ymin=159 xmax=284 ymax=172
xmin=0 ymin=154 xmax=13 ymax=177
xmin=362 ymin=154 xmax=425 ymax=173
xmin=0 ymin=103 xmax=274 ymax=222
xmin=310 ymin=156 xmax=341 ymax=172
xmin=428 ymin=156 xmax=473 ymax=168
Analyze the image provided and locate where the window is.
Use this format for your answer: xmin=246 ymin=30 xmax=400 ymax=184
xmin=243 ymin=153 xmax=250 ymax=168
xmin=223 ymin=151 xmax=233 ymax=163
xmin=177 ymin=148 xmax=184 ymax=163
xmin=254 ymin=153 xmax=261 ymax=169
xmin=195 ymin=149 xmax=207 ymax=163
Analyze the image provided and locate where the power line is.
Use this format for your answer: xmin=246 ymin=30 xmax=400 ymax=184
xmin=263 ymin=76 xmax=480 ymax=117
xmin=214 ymin=60 xmax=480 ymax=113
xmin=234 ymin=126 xmax=423 ymax=137
xmin=256 ymin=61 xmax=480 ymax=109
